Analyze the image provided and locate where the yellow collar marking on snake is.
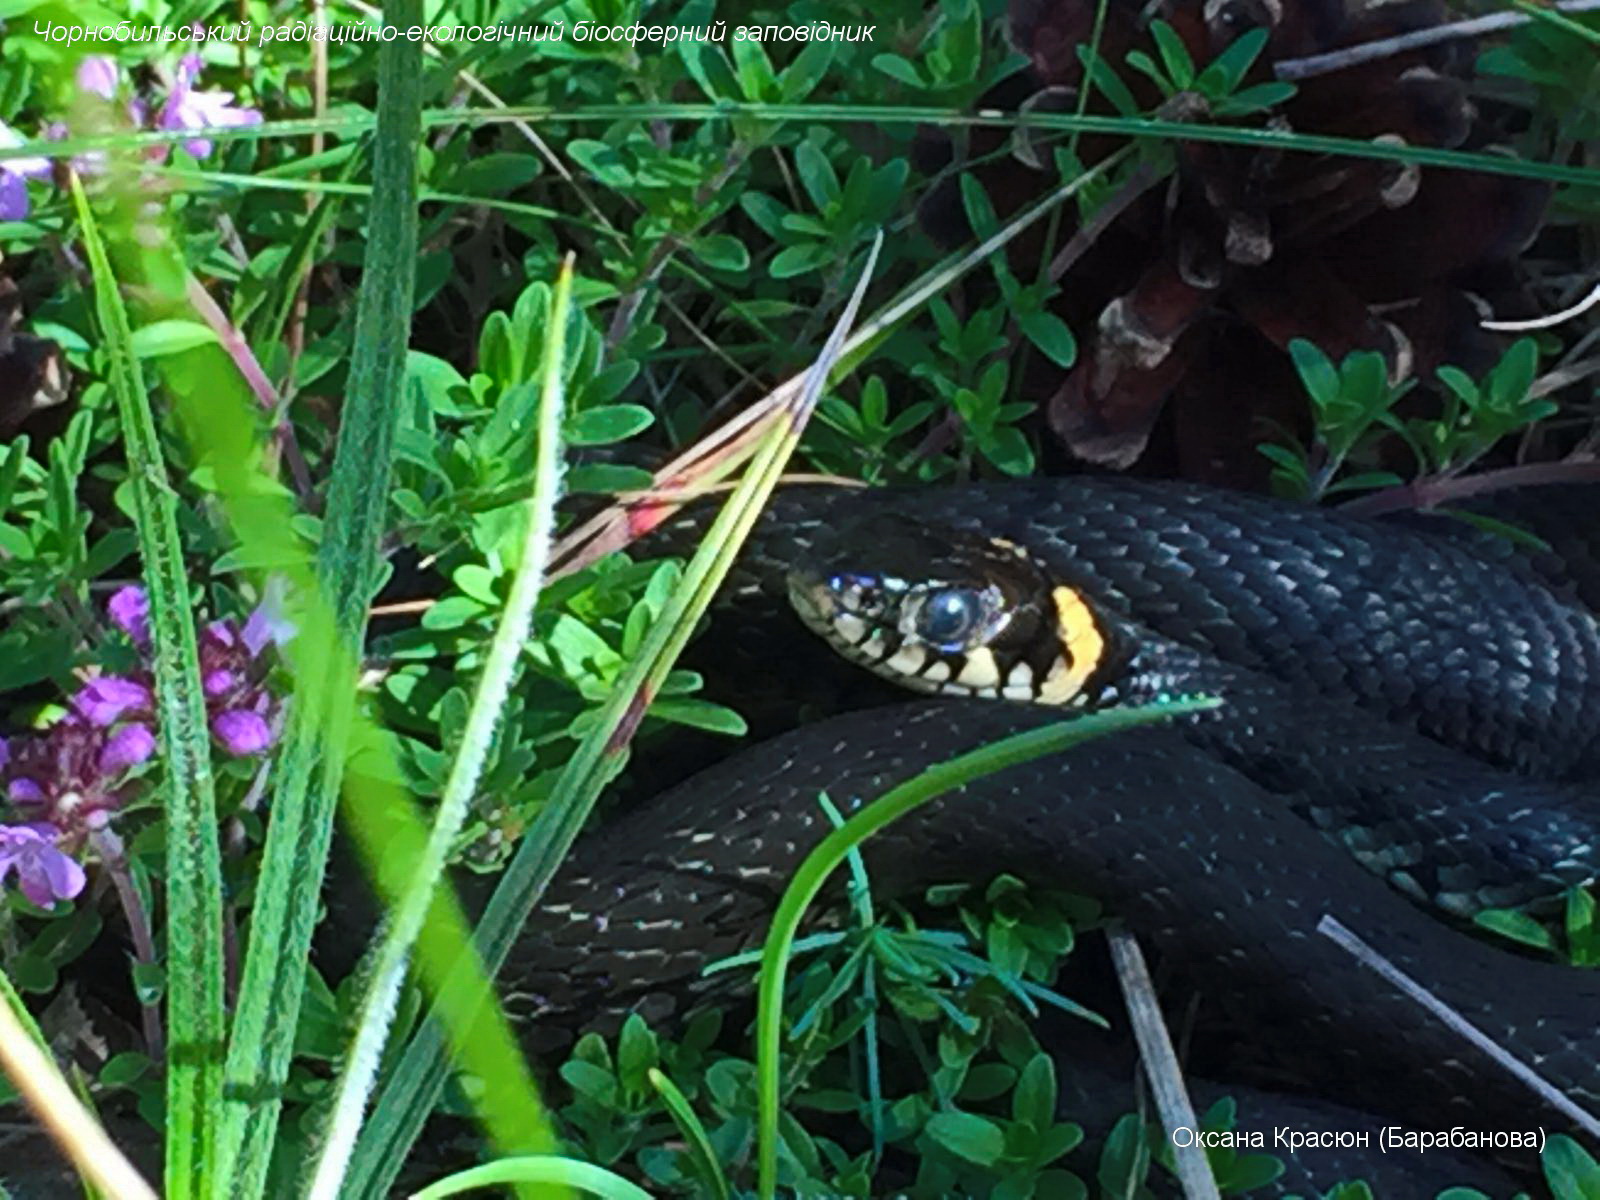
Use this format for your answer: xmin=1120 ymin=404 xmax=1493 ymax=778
xmin=1037 ymin=586 xmax=1106 ymax=705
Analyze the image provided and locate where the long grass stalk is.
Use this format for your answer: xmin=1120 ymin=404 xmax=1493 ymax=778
xmin=156 ymin=314 xmax=557 ymax=1200
xmin=341 ymin=233 xmax=884 ymax=1200
xmin=302 ymin=255 xmax=577 ymax=1200
xmin=214 ymin=4 xmax=425 ymax=1192
xmin=68 ymin=174 xmax=227 ymax=1200
xmin=10 ymin=105 xmax=1599 ymax=188
xmin=410 ymin=1158 xmax=656 ymax=1200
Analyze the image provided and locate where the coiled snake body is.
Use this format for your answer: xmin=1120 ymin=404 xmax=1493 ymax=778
xmin=508 ymin=477 xmax=1600 ymax=1188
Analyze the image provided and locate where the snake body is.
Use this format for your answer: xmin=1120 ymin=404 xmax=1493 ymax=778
xmin=508 ymin=478 xmax=1600 ymax=1185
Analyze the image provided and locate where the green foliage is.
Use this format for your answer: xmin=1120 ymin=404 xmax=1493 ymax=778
xmin=0 ymin=1 xmax=1590 ymax=1197
xmin=1263 ymin=337 xmax=1557 ymax=503
xmin=1476 ymin=885 xmax=1600 ymax=967
xmin=1261 ymin=339 xmax=1412 ymax=501
xmin=1125 ymin=22 xmax=1296 ymax=116
xmin=1544 ymin=1134 xmax=1600 ymax=1200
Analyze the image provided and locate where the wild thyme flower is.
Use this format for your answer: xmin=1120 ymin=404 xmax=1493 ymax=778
xmin=0 ymin=120 xmax=52 ymax=222
xmin=2 ymin=716 xmax=152 ymax=835
xmin=76 ymin=56 xmax=120 ymax=101
xmin=156 ymin=51 xmax=261 ymax=159
xmin=73 ymin=675 xmax=154 ymax=727
xmin=105 ymin=583 xmax=292 ymax=757
xmin=108 ymin=585 xmax=151 ymax=647
xmin=0 ymin=823 xmax=85 ymax=909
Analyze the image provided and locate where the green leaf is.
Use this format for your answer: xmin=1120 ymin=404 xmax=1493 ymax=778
xmin=1150 ymin=20 xmax=1196 ymax=89
xmin=128 ymin=319 xmax=218 ymax=358
xmin=1474 ymin=907 xmax=1555 ymax=950
xmin=1321 ymin=470 xmax=1403 ymax=497
xmin=453 ymin=152 xmax=541 ymax=194
xmin=566 ymin=139 xmax=632 ymax=188
xmin=960 ymin=173 xmax=1000 ymax=237
xmin=794 ymin=140 xmax=842 ymax=213
xmin=780 ymin=42 xmax=834 ymax=103
xmin=1340 ymin=349 xmax=1391 ymax=421
xmin=729 ymin=33 xmax=777 ymax=102
xmin=1289 ymin=337 xmax=1340 ymax=408
xmin=770 ymin=242 xmax=835 ymax=280
xmin=1487 ymin=336 xmax=1539 ymax=411
xmin=565 ymin=463 xmax=655 ymax=494
xmin=738 ymin=191 xmax=790 ymax=239
xmin=649 ymin=1068 xmax=731 ymax=1200
xmin=1124 ymin=50 xmax=1173 ymax=96
xmin=70 ymin=174 xmax=227 ymax=1200
xmin=405 ymin=351 xmax=470 ymax=414
xmin=214 ymin=16 xmax=474 ymax=1196
xmin=980 ymin=426 xmax=1035 ymax=476
xmin=1012 ymin=1052 xmax=1057 ymax=1131
xmin=677 ymin=39 xmax=733 ymax=101
xmin=1216 ymin=81 xmax=1297 ymax=114
xmin=1543 ymin=1135 xmax=1600 ymax=1200
xmin=617 ymin=1014 xmax=659 ymax=1092
xmin=564 ymin=404 xmax=654 ymax=446
xmin=872 ymin=53 xmax=925 ymax=88
xmin=647 ymin=697 xmax=748 ymax=736
xmin=1076 ymin=46 xmax=1140 ymax=116
xmin=410 ymin=1157 xmax=654 ymax=1200
xmin=926 ymin=1111 xmax=1006 ymax=1166
xmin=1018 ymin=309 xmax=1077 ymax=368
xmin=100 ymin=1051 xmax=153 ymax=1089
xmin=1225 ymin=1153 xmax=1284 ymax=1190
xmin=1198 ymin=26 xmax=1269 ymax=97
xmin=691 ymin=234 xmax=750 ymax=272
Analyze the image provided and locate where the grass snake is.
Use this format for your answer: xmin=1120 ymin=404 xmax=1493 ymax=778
xmin=505 ymin=477 xmax=1600 ymax=1189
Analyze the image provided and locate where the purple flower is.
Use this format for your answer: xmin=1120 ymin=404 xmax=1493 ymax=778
xmin=108 ymin=585 xmax=151 ymax=646
xmin=0 ymin=824 xmax=85 ymax=909
xmin=157 ymin=51 xmax=261 ymax=159
xmin=243 ymin=577 xmax=295 ymax=656
xmin=3 ymin=716 xmax=139 ymax=834
xmin=99 ymin=724 xmax=156 ymax=775
xmin=212 ymin=709 xmax=273 ymax=757
xmin=0 ymin=120 xmax=53 ymax=222
xmin=77 ymin=56 xmax=120 ymax=101
xmin=74 ymin=675 xmax=154 ymax=727
xmin=197 ymin=587 xmax=290 ymax=757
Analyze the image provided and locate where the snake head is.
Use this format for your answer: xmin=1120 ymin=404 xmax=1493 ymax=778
xmin=785 ymin=511 xmax=1123 ymax=705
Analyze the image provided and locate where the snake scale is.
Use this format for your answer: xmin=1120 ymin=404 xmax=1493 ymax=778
xmin=504 ymin=476 xmax=1600 ymax=1192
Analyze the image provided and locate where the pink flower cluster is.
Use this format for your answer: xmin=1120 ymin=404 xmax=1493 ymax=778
xmin=0 ymin=583 xmax=291 ymax=908
xmin=0 ymin=40 xmax=261 ymax=221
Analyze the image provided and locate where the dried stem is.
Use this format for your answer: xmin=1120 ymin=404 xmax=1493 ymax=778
xmin=1275 ymin=0 xmax=1600 ymax=82
xmin=88 ymin=827 xmax=164 ymax=1062
xmin=1318 ymin=914 xmax=1600 ymax=1140
xmin=1107 ymin=927 xmax=1221 ymax=1200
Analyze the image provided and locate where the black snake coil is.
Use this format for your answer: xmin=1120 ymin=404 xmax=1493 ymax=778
xmin=505 ymin=477 xmax=1600 ymax=1194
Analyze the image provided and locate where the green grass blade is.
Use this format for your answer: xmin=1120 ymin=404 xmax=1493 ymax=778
xmin=410 ymin=1158 xmax=654 ymax=1200
xmin=342 ymin=233 xmax=883 ymax=1200
xmin=152 ymin=320 xmax=556 ymax=1200
xmin=752 ymin=697 xmax=1223 ymax=1196
xmin=648 ymin=1068 xmax=731 ymax=1200
xmin=302 ymin=256 xmax=576 ymax=1200
xmin=68 ymin=175 xmax=227 ymax=1200
xmin=6 ymin=104 xmax=1597 ymax=189
xmin=214 ymin=4 xmax=425 ymax=1193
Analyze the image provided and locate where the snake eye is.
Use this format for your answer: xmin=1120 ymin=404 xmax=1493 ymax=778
xmin=913 ymin=588 xmax=985 ymax=648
